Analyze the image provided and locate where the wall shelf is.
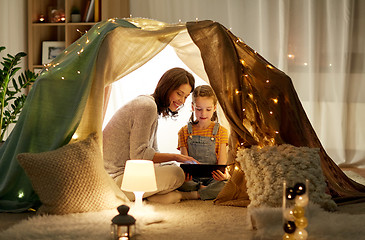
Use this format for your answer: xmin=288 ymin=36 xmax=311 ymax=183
xmin=27 ymin=0 xmax=129 ymax=71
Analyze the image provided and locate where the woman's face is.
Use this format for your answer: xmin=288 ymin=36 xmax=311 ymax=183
xmin=192 ymin=96 xmax=216 ymax=124
xmin=168 ymin=83 xmax=192 ymax=112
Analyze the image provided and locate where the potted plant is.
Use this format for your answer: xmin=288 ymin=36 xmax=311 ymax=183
xmin=71 ymin=6 xmax=81 ymax=22
xmin=0 ymin=46 xmax=38 ymax=142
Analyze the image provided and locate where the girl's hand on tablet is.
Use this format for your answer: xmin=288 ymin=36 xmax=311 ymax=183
xmin=212 ymin=170 xmax=228 ymax=181
xmin=185 ymin=173 xmax=193 ymax=182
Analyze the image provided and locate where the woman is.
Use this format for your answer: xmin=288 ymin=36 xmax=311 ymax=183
xmin=103 ymin=67 xmax=197 ymax=204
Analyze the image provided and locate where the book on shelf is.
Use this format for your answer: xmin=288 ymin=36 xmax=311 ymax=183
xmin=94 ymin=0 xmax=101 ymax=22
xmin=82 ymin=0 xmax=91 ymax=22
xmin=85 ymin=0 xmax=95 ymax=22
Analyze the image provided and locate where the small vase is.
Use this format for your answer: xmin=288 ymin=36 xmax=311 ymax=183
xmin=71 ymin=14 xmax=81 ymax=22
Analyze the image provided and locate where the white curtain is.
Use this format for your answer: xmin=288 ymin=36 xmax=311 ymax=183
xmin=130 ymin=0 xmax=365 ymax=168
xmin=0 ymin=0 xmax=27 ymax=139
xmin=0 ymin=0 xmax=27 ymax=59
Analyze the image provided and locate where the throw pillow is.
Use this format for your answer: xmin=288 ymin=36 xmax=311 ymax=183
xmin=236 ymin=144 xmax=337 ymax=211
xmin=17 ymin=132 xmax=128 ymax=214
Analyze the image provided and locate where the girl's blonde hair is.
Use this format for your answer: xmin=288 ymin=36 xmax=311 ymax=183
xmin=190 ymin=85 xmax=218 ymax=123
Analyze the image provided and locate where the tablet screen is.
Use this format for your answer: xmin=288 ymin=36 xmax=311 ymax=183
xmin=180 ymin=164 xmax=227 ymax=178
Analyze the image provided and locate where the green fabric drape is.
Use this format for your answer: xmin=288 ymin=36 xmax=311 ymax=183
xmin=0 ymin=18 xmax=187 ymax=212
xmin=186 ymin=20 xmax=365 ymax=203
xmin=0 ymin=19 xmax=138 ymax=212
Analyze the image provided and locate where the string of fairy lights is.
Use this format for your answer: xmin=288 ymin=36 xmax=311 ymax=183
xmin=39 ymin=18 xmax=294 ymax=147
xmin=42 ymin=18 xmax=119 ymax=75
xmin=231 ymin=32 xmax=281 ymax=147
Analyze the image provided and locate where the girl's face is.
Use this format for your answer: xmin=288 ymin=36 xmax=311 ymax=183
xmin=168 ymin=83 xmax=192 ymax=112
xmin=192 ymin=96 xmax=216 ymax=123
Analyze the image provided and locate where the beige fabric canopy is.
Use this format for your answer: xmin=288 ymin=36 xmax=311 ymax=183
xmin=33 ymin=18 xmax=365 ymax=207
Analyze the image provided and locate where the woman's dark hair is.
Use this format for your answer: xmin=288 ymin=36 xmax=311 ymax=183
xmin=190 ymin=85 xmax=218 ymax=124
xmin=152 ymin=67 xmax=195 ymax=117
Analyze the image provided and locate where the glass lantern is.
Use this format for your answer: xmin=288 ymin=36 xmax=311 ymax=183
xmin=111 ymin=205 xmax=136 ymax=240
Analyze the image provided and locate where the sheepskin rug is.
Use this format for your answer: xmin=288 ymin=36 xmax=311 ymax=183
xmin=0 ymin=201 xmax=252 ymax=240
xmin=1 ymin=200 xmax=365 ymax=240
xmin=249 ymin=203 xmax=365 ymax=240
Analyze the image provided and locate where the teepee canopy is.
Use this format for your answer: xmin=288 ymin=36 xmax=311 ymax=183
xmin=0 ymin=18 xmax=364 ymax=212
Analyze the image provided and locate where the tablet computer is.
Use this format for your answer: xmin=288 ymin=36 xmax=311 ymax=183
xmin=180 ymin=164 xmax=227 ymax=178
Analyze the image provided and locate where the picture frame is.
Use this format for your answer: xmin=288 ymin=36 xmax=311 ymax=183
xmin=42 ymin=41 xmax=65 ymax=65
xmin=33 ymin=68 xmax=43 ymax=75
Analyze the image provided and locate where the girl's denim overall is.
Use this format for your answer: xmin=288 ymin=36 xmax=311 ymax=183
xmin=178 ymin=122 xmax=226 ymax=200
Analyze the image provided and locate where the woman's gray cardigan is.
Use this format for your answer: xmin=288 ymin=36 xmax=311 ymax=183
xmin=103 ymin=95 xmax=159 ymax=179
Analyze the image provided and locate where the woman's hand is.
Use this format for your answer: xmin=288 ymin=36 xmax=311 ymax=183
xmin=153 ymin=152 xmax=199 ymax=164
xmin=212 ymin=170 xmax=228 ymax=181
xmin=174 ymin=154 xmax=200 ymax=164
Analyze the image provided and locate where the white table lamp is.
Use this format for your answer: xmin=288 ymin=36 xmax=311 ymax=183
xmin=121 ymin=160 xmax=157 ymax=208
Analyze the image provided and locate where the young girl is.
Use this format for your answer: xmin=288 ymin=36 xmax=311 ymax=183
xmin=177 ymin=85 xmax=229 ymax=200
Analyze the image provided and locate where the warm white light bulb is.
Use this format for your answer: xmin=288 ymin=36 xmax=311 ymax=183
xmin=283 ymin=208 xmax=295 ymax=221
xmin=295 ymin=195 xmax=309 ymax=207
xmin=72 ymin=133 xmax=79 ymax=140
xmin=294 ymin=229 xmax=308 ymax=240
xmin=18 ymin=191 xmax=24 ymax=199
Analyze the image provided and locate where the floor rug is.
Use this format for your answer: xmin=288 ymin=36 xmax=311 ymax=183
xmin=0 ymin=201 xmax=252 ymax=240
xmin=1 ymin=171 xmax=364 ymax=240
xmin=249 ymin=203 xmax=365 ymax=240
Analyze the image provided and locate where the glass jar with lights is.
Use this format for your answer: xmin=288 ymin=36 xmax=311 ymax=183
xmin=282 ymin=180 xmax=309 ymax=240
xmin=111 ymin=205 xmax=136 ymax=240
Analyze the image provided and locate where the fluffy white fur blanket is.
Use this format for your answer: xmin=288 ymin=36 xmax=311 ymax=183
xmin=248 ymin=203 xmax=365 ymax=240
xmin=0 ymin=204 xmax=163 ymax=240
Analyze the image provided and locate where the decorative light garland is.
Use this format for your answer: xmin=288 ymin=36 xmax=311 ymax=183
xmin=235 ymin=41 xmax=281 ymax=146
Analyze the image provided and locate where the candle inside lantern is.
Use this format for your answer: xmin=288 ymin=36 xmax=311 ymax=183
xmin=38 ymin=14 xmax=45 ymax=22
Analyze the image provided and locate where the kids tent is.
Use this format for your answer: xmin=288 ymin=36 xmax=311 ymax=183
xmin=0 ymin=18 xmax=364 ymax=212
